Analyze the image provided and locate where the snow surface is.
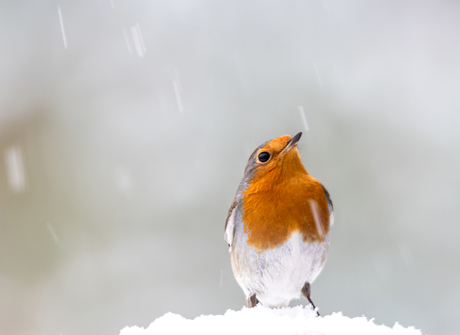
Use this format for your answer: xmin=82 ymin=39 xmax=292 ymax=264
xmin=119 ymin=305 xmax=422 ymax=335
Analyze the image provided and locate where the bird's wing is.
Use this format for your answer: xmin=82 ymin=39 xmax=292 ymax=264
xmin=321 ymin=184 xmax=334 ymax=227
xmin=224 ymin=199 xmax=238 ymax=250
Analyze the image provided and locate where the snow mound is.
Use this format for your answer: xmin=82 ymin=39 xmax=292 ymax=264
xmin=119 ymin=306 xmax=422 ymax=335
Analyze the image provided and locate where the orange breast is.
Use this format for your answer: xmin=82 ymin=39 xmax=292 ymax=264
xmin=242 ymin=170 xmax=330 ymax=251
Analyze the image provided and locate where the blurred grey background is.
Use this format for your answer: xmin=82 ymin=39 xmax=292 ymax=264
xmin=1 ymin=0 xmax=459 ymax=334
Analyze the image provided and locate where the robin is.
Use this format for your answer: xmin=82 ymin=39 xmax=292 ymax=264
xmin=224 ymin=132 xmax=333 ymax=315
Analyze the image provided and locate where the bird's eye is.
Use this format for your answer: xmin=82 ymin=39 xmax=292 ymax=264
xmin=258 ymin=152 xmax=270 ymax=162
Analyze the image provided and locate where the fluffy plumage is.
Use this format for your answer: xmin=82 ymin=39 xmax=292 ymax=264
xmin=225 ymin=133 xmax=333 ymax=310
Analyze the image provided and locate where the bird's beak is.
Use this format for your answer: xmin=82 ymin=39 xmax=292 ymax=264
xmin=282 ymin=132 xmax=302 ymax=153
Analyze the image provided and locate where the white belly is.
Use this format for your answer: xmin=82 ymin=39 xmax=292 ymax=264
xmin=230 ymin=230 xmax=329 ymax=308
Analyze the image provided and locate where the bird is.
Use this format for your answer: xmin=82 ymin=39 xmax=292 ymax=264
xmin=224 ymin=132 xmax=333 ymax=315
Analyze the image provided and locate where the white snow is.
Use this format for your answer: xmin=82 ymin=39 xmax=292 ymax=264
xmin=119 ymin=306 xmax=422 ymax=335
xmin=46 ymin=222 xmax=59 ymax=244
xmin=298 ymin=105 xmax=309 ymax=132
xmin=57 ymin=7 xmax=67 ymax=49
xmin=173 ymin=68 xmax=184 ymax=113
xmin=173 ymin=80 xmax=184 ymax=113
xmin=123 ymin=29 xmax=133 ymax=54
xmin=4 ymin=145 xmax=27 ymax=192
xmin=130 ymin=23 xmax=146 ymax=58
xmin=123 ymin=24 xmax=146 ymax=57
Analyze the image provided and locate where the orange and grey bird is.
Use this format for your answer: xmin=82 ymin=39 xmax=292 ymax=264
xmin=224 ymin=132 xmax=333 ymax=314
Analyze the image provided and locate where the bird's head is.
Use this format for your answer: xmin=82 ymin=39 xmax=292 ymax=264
xmin=243 ymin=132 xmax=307 ymax=184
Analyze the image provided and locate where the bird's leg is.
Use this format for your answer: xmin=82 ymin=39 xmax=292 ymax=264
xmin=301 ymin=282 xmax=320 ymax=316
xmin=247 ymin=294 xmax=259 ymax=307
